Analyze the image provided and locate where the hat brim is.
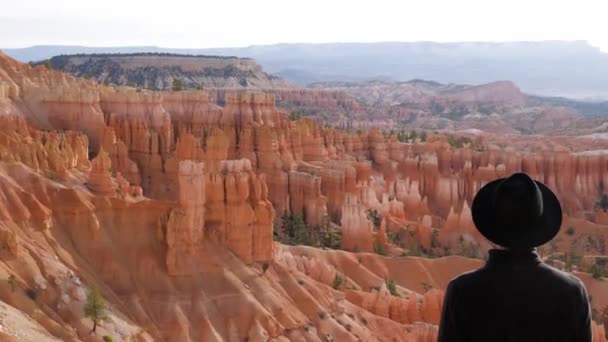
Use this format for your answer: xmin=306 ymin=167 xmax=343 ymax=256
xmin=471 ymin=178 xmax=562 ymax=249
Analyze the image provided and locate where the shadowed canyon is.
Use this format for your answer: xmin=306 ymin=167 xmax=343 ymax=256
xmin=0 ymin=49 xmax=607 ymax=342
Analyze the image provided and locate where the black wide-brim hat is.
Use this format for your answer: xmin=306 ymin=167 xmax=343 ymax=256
xmin=471 ymin=173 xmax=562 ymax=249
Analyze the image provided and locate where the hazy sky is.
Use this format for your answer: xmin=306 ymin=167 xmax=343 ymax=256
xmin=1 ymin=0 xmax=607 ymax=51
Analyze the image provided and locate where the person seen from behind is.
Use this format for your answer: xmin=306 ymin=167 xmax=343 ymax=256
xmin=438 ymin=173 xmax=592 ymax=342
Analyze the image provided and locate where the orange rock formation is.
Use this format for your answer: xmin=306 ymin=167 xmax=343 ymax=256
xmin=0 ymin=52 xmax=606 ymax=340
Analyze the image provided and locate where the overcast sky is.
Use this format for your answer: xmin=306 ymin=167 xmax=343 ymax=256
xmin=1 ymin=0 xmax=607 ymax=51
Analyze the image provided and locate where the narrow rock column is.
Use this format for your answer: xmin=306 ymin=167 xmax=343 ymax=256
xmin=340 ymin=193 xmax=374 ymax=252
xmin=86 ymin=148 xmax=115 ymax=195
xmin=166 ymin=160 xmax=206 ymax=275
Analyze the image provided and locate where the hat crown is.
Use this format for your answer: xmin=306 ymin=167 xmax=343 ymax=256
xmin=492 ymin=173 xmax=544 ymax=227
xmin=471 ymin=172 xmax=562 ymax=249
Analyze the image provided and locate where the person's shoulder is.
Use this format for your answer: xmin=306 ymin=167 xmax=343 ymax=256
xmin=538 ymin=263 xmax=587 ymax=292
xmin=446 ymin=267 xmax=486 ymax=290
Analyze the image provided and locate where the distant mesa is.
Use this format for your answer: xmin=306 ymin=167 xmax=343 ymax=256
xmin=34 ymin=52 xmax=293 ymax=90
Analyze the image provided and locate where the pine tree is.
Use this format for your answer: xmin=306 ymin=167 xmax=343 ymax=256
xmin=410 ymin=130 xmax=418 ymax=142
xmin=366 ymin=209 xmax=381 ymax=229
xmin=601 ymin=305 xmax=608 ymax=332
xmin=7 ymin=274 xmax=16 ymax=292
xmin=332 ymin=273 xmax=343 ymax=290
xmin=420 ymin=131 xmax=427 ymax=142
xmin=431 ymin=229 xmax=440 ymax=248
xmin=386 ymin=279 xmax=399 ymax=297
xmin=564 ymin=252 xmax=574 ymax=272
xmin=84 ymin=287 xmax=108 ymax=333
xmin=421 ymin=281 xmax=433 ymax=292
xmin=590 ymin=262 xmax=603 ymax=279
xmin=172 ymin=78 xmax=184 ymax=91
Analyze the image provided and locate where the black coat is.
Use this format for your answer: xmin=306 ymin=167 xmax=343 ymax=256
xmin=438 ymin=249 xmax=592 ymax=342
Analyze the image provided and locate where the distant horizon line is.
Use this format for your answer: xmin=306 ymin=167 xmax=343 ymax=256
xmin=1 ymin=39 xmax=598 ymax=51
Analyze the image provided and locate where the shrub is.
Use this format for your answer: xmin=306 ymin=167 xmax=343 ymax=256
xmin=405 ymin=244 xmax=422 ymax=257
xmin=288 ymin=112 xmax=303 ymax=120
xmin=590 ymin=262 xmax=604 ymax=279
xmin=396 ymin=130 xmax=407 ymax=143
xmin=332 ymin=273 xmax=343 ymax=290
xmin=387 ymin=231 xmax=402 ymax=247
xmin=419 ymin=131 xmax=427 ymax=142
xmin=321 ymin=230 xmax=342 ymax=250
xmin=366 ymin=209 xmax=381 ymax=229
xmin=431 ymin=229 xmax=440 ymax=248
xmin=48 ymin=170 xmax=57 ymax=181
xmin=598 ymin=193 xmax=608 ymax=212
xmin=563 ymin=251 xmax=582 ymax=272
xmin=374 ymin=242 xmax=387 ymax=256
xmin=565 ymin=255 xmax=573 ymax=271
xmin=262 ymin=262 xmax=270 ymax=274
xmin=25 ymin=288 xmax=37 ymax=301
xmin=386 ymin=279 xmax=399 ymax=297
xmin=410 ymin=130 xmax=418 ymax=141
xmin=565 ymin=226 xmax=575 ymax=236
xmin=278 ymin=213 xmax=342 ymax=249
xmin=446 ymin=135 xmax=472 ymax=148
xmin=172 ymin=78 xmax=184 ymax=91
xmin=282 ymin=213 xmax=308 ymax=244
xmin=459 ymin=241 xmax=482 ymax=259
xmin=103 ymin=337 xmax=113 ymax=342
